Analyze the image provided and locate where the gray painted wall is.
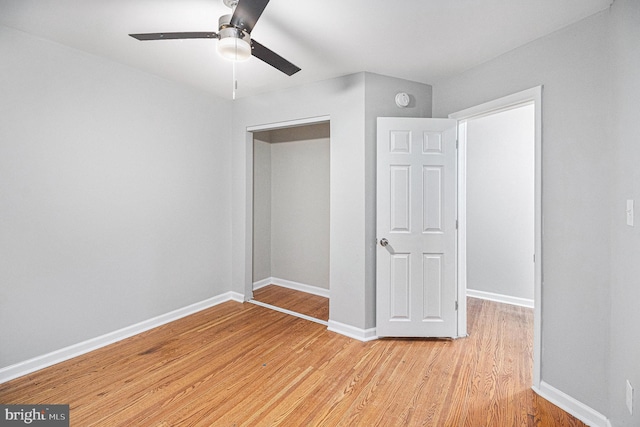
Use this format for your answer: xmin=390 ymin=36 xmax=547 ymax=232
xmin=271 ymin=136 xmax=330 ymax=289
xmin=433 ymin=9 xmax=613 ymax=417
xmin=466 ymin=105 xmax=535 ymax=300
xmin=0 ymin=25 xmax=232 ymax=369
xmin=608 ymin=0 xmax=640 ymax=425
xmin=252 ymin=138 xmax=272 ymax=282
xmin=232 ymin=72 xmax=432 ymax=330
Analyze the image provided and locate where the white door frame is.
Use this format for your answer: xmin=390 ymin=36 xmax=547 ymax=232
xmin=449 ymin=86 xmax=543 ymax=389
xmin=243 ymin=115 xmax=331 ymax=301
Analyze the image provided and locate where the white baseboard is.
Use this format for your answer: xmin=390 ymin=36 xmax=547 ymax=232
xmin=252 ymin=277 xmax=273 ymax=290
xmin=533 ymin=381 xmax=611 ymax=427
xmin=253 ymin=276 xmax=330 ymax=299
xmin=328 ymin=320 xmax=377 ymax=342
xmin=467 ymin=288 xmax=534 ymax=308
xmin=228 ymin=291 xmax=245 ymax=302
xmin=0 ymin=291 xmax=243 ymax=385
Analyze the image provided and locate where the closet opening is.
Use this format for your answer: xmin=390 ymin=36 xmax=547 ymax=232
xmin=250 ymin=120 xmax=330 ymax=324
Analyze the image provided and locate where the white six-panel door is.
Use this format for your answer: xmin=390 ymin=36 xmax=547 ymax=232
xmin=376 ymin=118 xmax=458 ymax=337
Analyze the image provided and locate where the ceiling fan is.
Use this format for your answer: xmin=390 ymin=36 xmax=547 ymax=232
xmin=129 ymin=0 xmax=301 ymax=76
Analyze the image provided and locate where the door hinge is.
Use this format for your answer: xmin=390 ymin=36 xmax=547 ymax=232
xmin=456 ymin=219 xmax=458 ymax=230
xmin=455 ymin=301 xmax=459 ymax=311
xmin=456 ymin=139 xmax=459 ymax=149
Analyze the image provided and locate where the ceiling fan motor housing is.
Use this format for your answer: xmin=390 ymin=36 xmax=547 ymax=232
xmin=217 ymin=14 xmax=251 ymax=60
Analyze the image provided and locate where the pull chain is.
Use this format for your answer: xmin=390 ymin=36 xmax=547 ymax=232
xmin=232 ymin=60 xmax=237 ymax=100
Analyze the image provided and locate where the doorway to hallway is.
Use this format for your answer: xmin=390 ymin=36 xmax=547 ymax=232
xmin=451 ymin=86 xmax=542 ymax=389
xmin=465 ymin=103 xmax=535 ymax=307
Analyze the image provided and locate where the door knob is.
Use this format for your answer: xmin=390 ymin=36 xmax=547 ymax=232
xmin=380 ymin=238 xmax=389 ymax=247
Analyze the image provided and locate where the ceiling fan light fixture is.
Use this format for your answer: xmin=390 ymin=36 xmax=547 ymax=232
xmin=217 ymin=28 xmax=251 ymax=61
xmin=130 ymin=0 xmax=301 ymax=75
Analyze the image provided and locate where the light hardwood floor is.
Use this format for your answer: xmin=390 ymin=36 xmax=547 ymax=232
xmin=253 ymin=284 xmax=329 ymax=322
xmin=0 ymin=297 xmax=586 ymax=426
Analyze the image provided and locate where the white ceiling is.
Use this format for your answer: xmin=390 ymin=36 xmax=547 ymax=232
xmin=0 ymin=0 xmax=612 ymax=100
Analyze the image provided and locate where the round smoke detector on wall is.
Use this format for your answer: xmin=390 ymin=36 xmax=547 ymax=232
xmin=395 ymin=92 xmax=410 ymax=108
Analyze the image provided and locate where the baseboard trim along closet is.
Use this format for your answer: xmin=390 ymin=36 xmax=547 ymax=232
xmin=466 ymin=288 xmax=534 ymax=308
xmin=253 ymin=277 xmax=330 ymax=299
xmin=0 ymin=291 xmax=245 ymax=384
xmin=327 ymin=320 xmax=377 ymax=342
xmin=533 ymin=381 xmax=611 ymax=427
xmin=248 ymin=299 xmax=328 ymax=327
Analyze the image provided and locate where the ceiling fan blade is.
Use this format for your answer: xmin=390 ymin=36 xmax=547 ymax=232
xmin=129 ymin=32 xmax=218 ymax=41
xmin=251 ymin=39 xmax=301 ymax=76
xmin=230 ymin=0 xmax=270 ymax=33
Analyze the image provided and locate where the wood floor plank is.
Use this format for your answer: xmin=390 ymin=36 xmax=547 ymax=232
xmin=252 ymin=284 xmax=329 ymax=321
xmin=0 ymin=298 xmax=587 ymax=426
